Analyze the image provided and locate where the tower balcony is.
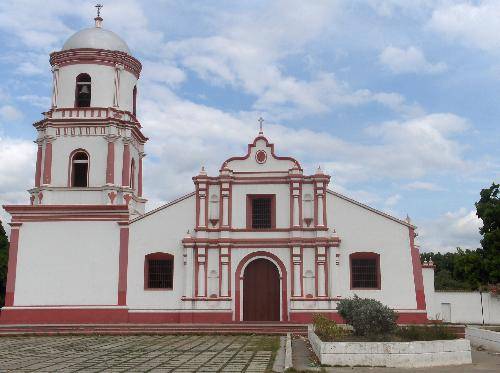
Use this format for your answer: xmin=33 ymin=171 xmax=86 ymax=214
xmin=42 ymin=107 xmax=140 ymax=125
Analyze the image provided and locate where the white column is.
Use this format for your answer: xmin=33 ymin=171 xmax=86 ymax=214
xmin=220 ymin=247 xmax=229 ymax=297
xmin=198 ymin=193 xmax=206 ymax=228
xmin=183 ymin=245 xmax=194 ymax=298
xmin=51 ymin=65 xmax=59 ymax=108
xmin=222 ymin=194 xmax=229 ymax=226
xmin=293 ymin=195 xmax=300 ymax=227
xmin=113 ymin=64 xmax=124 ymax=108
xmin=292 ymin=246 xmax=302 ymax=297
xmin=317 ymin=194 xmax=324 ymax=226
xmin=197 ymin=247 xmax=206 ymax=297
xmin=317 ymin=246 xmax=326 ymax=297
xmin=317 ymin=263 xmax=326 ymax=296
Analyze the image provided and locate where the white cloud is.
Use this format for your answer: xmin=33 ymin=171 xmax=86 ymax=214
xmin=403 ymin=181 xmax=445 ymax=191
xmin=385 ymin=194 xmax=401 ymax=206
xmin=164 ymin=3 xmax=422 ymax=118
xmin=15 ymin=61 xmax=44 ymax=76
xmin=141 ymin=60 xmax=186 ymax=87
xmin=137 ymin=81 xmax=472 ymax=206
xmin=428 ymin=1 xmax=500 ymax=52
xmin=379 ymin=46 xmax=447 ymax=74
xmin=0 ymin=105 xmax=23 ymax=122
xmin=18 ymin=95 xmax=51 ymax=109
xmin=418 ymin=208 xmax=482 ymax=252
xmin=0 ymin=136 xmax=35 ymax=231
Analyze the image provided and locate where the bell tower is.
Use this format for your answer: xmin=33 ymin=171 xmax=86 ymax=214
xmin=30 ymin=10 xmax=148 ymax=215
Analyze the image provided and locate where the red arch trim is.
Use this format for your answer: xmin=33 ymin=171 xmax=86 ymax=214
xmin=234 ymin=251 xmax=288 ymax=322
xmin=67 ymin=148 xmax=90 ymax=187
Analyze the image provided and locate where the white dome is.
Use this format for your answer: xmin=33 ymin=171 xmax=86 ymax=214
xmin=62 ymin=27 xmax=131 ymax=54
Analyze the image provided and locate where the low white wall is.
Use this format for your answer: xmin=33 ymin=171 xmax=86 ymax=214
xmin=308 ymin=326 xmax=472 ymax=368
xmin=429 ymin=290 xmax=500 ymax=324
xmin=466 ymin=326 xmax=500 ymax=352
xmin=423 ymin=267 xmax=500 ymax=324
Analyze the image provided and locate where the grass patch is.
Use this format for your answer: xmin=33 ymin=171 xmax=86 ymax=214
xmin=315 ymin=324 xmax=457 ymax=342
xmin=245 ymin=335 xmax=280 ymax=352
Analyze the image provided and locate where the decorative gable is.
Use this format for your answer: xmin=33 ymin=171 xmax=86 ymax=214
xmin=220 ymin=135 xmax=302 ymax=174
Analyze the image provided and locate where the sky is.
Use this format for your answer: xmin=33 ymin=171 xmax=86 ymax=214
xmin=0 ymin=0 xmax=498 ymax=252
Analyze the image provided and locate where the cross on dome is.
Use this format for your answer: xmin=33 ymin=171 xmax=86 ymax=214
xmin=258 ymin=117 xmax=264 ymax=135
xmin=95 ymin=4 xmax=103 ymax=17
xmin=94 ymin=4 xmax=103 ymax=28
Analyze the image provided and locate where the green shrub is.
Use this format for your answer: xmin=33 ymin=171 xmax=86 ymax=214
xmin=312 ymin=314 xmax=346 ymax=341
xmin=396 ymin=324 xmax=456 ymax=341
xmin=337 ymin=295 xmax=397 ymax=337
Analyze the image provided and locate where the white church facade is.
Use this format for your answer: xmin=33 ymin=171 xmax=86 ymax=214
xmin=1 ymin=16 xmax=428 ymax=325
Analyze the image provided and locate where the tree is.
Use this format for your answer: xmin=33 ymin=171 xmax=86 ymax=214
xmin=0 ymin=219 xmax=9 ymax=307
xmin=475 ymin=183 xmax=500 ymax=284
xmin=434 ymin=269 xmax=469 ymax=290
xmin=421 ymin=250 xmax=482 ymax=290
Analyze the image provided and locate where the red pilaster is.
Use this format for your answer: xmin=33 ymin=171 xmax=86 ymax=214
xmin=42 ymin=141 xmax=52 ymax=184
xmin=121 ymin=142 xmax=130 ymax=187
xmin=34 ymin=145 xmax=42 ymax=187
xmin=5 ymin=223 xmax=22 ymax=306
xmin=118 ymin=222 xmax=129 ymax=305
xmin=409 ymin=227 xmax=427 ymax=311
xmin=106 ymin=141 xmax=115 ymax=184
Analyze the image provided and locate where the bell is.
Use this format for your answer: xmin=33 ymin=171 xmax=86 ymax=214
xmin=79 ymin=85 xmax=90 ymax=94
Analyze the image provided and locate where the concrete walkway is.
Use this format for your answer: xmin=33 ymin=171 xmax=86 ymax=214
xmin=0 ymin=334 xmax=279 ymax=372
xmin=292 ymin=335 xmax=500 ymax=372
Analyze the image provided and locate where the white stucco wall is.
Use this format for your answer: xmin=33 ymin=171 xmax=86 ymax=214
xmin=424 ymin=267 xmax=500 ymax=324
xmin=127 ymin=194 xmax=196 ymax=309
xmin=46 ymin=135 xmax=140 ymax=190
xmin=326 ymin=191 xmax=417 ymax=309
xmin=56 ymin=64 xmax=137 ymax=112
xmin=50 ymin=136 xmax=108 ymax=187
xmin=231 ymin=184 xmax=290 ymax=229
xmin=14 ymin=221 xmax=120 ymax=306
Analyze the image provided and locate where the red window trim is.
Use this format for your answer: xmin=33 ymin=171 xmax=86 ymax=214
xmin=246 ymin=194 xmax=276 ymax=229
xmin=144 ymin=252 xmax=174 ymax=291
xmin=349 ymin=252 xmax=381 ymax=290
xmin=68 ymin=148 xmax=90 ymax=187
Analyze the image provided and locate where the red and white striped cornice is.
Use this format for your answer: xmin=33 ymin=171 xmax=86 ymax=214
xmin=50 ymin=48 xmax=142 ymax=78
xmin=3 ymin=205 xmax=130 ymax=223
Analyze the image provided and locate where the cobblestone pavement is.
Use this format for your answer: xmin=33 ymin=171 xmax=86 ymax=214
xmin=0 ymin=334 xmax=279 ymax=372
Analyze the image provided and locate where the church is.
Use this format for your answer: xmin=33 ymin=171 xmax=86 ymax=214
xmin=0 ymin=14 xmax=428 ymax=325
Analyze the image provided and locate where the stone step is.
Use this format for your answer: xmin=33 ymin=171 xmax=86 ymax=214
xmin=0 ymin=323 xmax=309 ymax=336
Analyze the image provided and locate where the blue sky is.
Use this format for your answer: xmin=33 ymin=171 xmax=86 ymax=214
xmin=0 ymin=0 xmax=498 ymax=251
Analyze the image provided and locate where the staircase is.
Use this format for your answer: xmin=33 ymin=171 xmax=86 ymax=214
xmin=0 ymin=323 xmax=308 ymax=336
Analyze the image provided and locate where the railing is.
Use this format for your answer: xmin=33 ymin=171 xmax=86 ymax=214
xmin=44 ymin=107 xmax=139 ymax=123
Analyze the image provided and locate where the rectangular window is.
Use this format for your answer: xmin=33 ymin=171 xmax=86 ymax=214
xmin=252 ymin=198 xmax=272 ymax=228
xmin=148 ymin=259 xmax=173 ymax=289
xmin=247 ymin=195 xmax=275 ymax=229
xmin=351 ymin=258 xmax=378 ymax=288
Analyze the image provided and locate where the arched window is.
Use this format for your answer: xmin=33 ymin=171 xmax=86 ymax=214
xmin=130 ymin=158 xmax=135 ymax=190
xmin=144 ymin=253 xmax=174 ymax=290
xmin=70 ymin=150 xmax=89 ymax=187
xmin=75 ymin=73 xmax=91 ymax=107
xmin=132 ymin=85 xmax=137 ymax=116
xmin=350 ymin=252 xmax=381 ymax=289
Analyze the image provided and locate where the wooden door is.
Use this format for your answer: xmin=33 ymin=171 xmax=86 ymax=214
xmin=243 ymin=258 xmax=280 ymax=321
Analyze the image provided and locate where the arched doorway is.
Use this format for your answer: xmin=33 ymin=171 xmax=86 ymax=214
xmin=243 ymin=258 xmax=280 ymax=321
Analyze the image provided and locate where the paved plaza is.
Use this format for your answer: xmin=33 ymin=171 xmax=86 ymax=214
xmin=0 ymin=334 xmax=279 ymax=372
